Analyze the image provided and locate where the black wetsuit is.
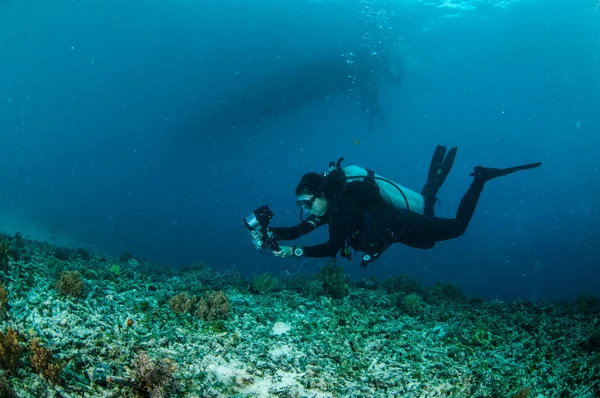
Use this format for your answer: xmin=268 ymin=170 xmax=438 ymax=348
xmin=271 ymin=177 xmax=485 ymax=260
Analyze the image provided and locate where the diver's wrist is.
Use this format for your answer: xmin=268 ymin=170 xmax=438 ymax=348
xmin=292 ymin=246 xmax=304 ymax=257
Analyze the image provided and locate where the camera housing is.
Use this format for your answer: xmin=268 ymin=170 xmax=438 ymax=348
xmin=243 ymin=205 xmax=280 ymax=253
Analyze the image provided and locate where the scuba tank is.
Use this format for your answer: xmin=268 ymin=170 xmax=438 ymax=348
xmin=324 ymin=158 xmax=424 ymax=214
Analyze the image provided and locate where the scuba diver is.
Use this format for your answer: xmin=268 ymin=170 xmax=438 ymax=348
xmin=269 ymin=145 xmax=542 ymax=268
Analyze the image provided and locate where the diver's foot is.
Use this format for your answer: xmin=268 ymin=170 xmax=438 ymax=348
xmin=421 ymin=177 xmax=441 ymax=217
xmin=470 ymin=162 xmax=542 ymax=182
xmin=421 ymin=181 xmax=437 ymax=201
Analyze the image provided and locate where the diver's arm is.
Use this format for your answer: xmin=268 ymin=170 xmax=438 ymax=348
xmin=299 ymin=225 xmax=346 ymax=258
xmin=270 ymin=215 xmax=325 ymax=241
xmin=274 ymin=221 xmax=345 ymax=258
xmin=301 ymin=240 xmax=342 ymax=258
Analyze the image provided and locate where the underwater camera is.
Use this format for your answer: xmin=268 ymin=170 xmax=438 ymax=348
xmin=243 ymin=205 xmax=280 ymax=253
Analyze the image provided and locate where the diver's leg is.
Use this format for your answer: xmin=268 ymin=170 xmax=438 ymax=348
xmin=421 ymin=145 xmax=458 ymax=217
xmin=426 ymin=161 xmax=542 ymax=241
xmin=421 ymin=179 xmax=484 ymax=241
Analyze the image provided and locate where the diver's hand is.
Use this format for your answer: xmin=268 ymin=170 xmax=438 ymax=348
xmin=273 ymin=246 xmax=293 ymax=258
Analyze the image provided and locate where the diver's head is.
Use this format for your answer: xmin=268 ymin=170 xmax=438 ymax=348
xmin=295 ymin=172 xmax=328 ymax=218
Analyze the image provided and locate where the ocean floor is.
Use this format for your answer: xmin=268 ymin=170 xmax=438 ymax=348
xmin=0 ymin=232 xmax=598 ymax=397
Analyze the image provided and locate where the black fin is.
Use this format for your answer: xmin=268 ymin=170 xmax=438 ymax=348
xmin=437 ymin=146 xmax=457 ymax=187
xmin=422 ymin=145 xmax=458 ymax=217
xmin=425 ymin=145 xmax=457 ymax=187
xmin=427 ymin=145 xmax=447 ymax=182
xmin=470 ymin=162 xmax=542 ymax=182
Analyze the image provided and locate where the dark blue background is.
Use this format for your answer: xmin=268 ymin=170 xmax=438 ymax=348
xmin=1 ymin=0 xmax=598 ymax=301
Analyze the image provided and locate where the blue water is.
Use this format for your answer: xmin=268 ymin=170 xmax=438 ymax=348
xmin=1 ymin=0 xmax=598 ymax=301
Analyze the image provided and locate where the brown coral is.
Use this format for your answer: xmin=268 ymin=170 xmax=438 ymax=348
xmin=29 ymin=338 xmax=64 ymax=383
xmin=131 ymin=351 xmax=176 ymax=397
xmin=168 ymin=293 xmax=196 ymax=314
xmin=0 ymin=328 xmax=22 ymax=375
xmin=0 ymin=283 xmax=8 ymax=318
xmin=194 ymin=290 xmax=230 ymax=321
xmin=56 ymin=270 xmax=84 ymax=298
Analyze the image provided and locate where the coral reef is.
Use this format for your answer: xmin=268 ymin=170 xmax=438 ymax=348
xmin=0 ymin=237 xmax=10 ymax=271
xmin=250 ymin=273 xmax=282 ymax=294
xmin=0 ymin=235 xmax=597 ymax=397
xmin=312 ymin=260 xmax=350 ymax=299
xmin=590 ymin=325 xmax=600 ymax=350
xmin=402 ymin=292 xmax=424 ymax=314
